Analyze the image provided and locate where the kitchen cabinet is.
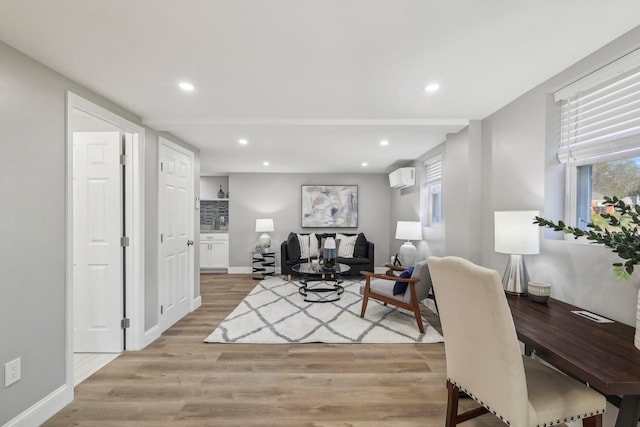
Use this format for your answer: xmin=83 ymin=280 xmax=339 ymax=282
xmin=200 ymin=233 xmax=229 ymax=270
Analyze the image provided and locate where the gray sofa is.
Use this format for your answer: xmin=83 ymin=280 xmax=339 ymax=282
xmin=280 ymin=232 xmax=374 ymax=277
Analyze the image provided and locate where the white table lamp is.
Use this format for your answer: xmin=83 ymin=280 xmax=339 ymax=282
xmin=255 ymin=218 xmax=274 ymax=248
xmin=395 ymin=221 xmax=422 ymax=266
xmin=494 ymin=210 xmax=540 ymax=295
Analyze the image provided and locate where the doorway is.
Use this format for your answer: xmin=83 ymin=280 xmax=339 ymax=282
xmin=66 ymin=92 xmax=145 ymax=388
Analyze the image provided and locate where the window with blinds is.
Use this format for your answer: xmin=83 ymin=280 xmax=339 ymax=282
xmin=554 ymin=49 xmax=640 ymax=230
xmin=556 ymin=48 xmax=640 ymax=165
xmin=421 ymin=154 xmax=442 ymax=226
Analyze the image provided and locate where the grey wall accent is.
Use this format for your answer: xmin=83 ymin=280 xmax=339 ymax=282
xmin=479 ymin=27 xmax=640 ymax=328
xmin=0 ymin=40 xmax=67 ymax=424
xmin=200 ymin=176 xmax=229 ymax=200
xmin=389 ymin=160 xmax=429 ymax=262
xmin=476 ymin=31 xmax=640 ymax=425
xmin=0 ymin=40 xmax=199 ymax=425
xmin=0 ymin=40 xmax=139 ymax=424
xmin=443 ymin=121 xmax=483 ymax=263
xmin=228 ymin=173 xmax=390 ymax=269
xmin=389 ymin=121 xmax=483 ymax=265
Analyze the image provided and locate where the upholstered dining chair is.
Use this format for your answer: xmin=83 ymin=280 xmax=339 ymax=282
xmin=359 ymin=259 xmax=432 ymax=333
xmin=427 ymin=256 xmax=606 ymax=427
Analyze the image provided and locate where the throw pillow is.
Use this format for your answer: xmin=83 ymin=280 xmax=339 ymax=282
xmin=287 ymin=232 xmax=301 ymax=260
xmin=336 ymin=233 xmax=357 ymax=258
xmin=297 ymin=234 xmax=310 ymax=259
xmin=393 ymin=266 xmax=414 ymax=295
xmin=298 ymin=233 xmax=320 ymax=259
xmin=353 ymin=233 xmax=368 ymax=257
xmin=309 ymin=232 xmax=319 ymax=258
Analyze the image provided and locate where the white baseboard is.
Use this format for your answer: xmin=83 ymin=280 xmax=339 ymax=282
xmin=143 ymin=324 xmax=161 ymax=348
xmin=191 ymin=295 xmax=202 ymax=311
xmin=4 ymin=384 xmax=72 ymax=427
xmin=228 ymin=267 xmax=252 ymax=274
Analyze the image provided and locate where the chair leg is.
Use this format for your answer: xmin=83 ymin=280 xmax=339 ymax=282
xmin=582 ymin=414 xmax=603 ymax=427
xmin=446 ymin=380 xmax=460 ymax=427
xmin=360 ymin=297 xmax=369 ymax=318
xmin=360 ymin=281 xmax=370 ymax=318
xmin=445 ymin=380 xmax=490 ymax=426
xmin=408 ymin=283 xmax=425 ymax=333
xmin=412 ymin=303 xmax=425 ymax=333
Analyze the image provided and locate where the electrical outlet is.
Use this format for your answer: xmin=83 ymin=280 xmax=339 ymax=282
xmin=5 ymin=357 xmax=21 ymax=387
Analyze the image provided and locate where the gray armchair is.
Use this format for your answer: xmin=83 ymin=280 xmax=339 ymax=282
xmin=359 ymin=259 xmax=433 ymax=333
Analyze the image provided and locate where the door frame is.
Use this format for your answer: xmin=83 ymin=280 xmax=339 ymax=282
xmin=65 ymin=92 xmax=146 ymax=391
xmin=157 ymin=136 xmax=196 ymax=333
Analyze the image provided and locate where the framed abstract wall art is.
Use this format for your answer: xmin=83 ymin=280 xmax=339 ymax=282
xmin=301 ymin=185 xmax=358 ymax=228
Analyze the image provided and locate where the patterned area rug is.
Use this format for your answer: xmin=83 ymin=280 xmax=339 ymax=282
xmin=204 ymin=276 xmax=444 ymax=344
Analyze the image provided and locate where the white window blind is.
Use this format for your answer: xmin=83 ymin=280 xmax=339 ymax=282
xmin=424 ymin=154 xmax=442 ymax=184
xmin=556 ymin=49 xmax=640 ymax=164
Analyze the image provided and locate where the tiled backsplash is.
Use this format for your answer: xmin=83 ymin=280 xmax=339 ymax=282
xmin=201 ymin=200 xmax=229 ymax=232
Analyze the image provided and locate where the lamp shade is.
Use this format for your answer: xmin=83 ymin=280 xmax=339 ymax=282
xmin=494 ymin=211 xmax=540 ymax=255
xmin=255 ymin=218 xmax=274 ymax=233
xmin=395 ymin=221 xmax=422 ymax=241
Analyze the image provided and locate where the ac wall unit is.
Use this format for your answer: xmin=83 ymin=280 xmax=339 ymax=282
xmin=388 ymin=167 xmax=415 ymax=189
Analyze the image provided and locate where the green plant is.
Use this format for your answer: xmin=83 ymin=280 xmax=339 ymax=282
xmin=533 ymin=196 xmax=640 ymax=280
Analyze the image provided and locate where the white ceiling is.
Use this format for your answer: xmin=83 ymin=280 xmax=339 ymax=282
xmin=1 ymin=1 xmax=639 ymax=174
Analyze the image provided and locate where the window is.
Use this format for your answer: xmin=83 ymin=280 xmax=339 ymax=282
xmin=575 ymin=157 xmax=640 ymax=230
xmin=555 ymin=49 xmax=640 ymax=230
xmin=421 ymin=154 xmax=442 ymax=226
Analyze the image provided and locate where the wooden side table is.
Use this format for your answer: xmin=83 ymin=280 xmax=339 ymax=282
xmin=252 ymin=250 xmax=276 ymax=280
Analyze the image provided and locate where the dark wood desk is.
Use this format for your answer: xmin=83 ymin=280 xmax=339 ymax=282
xmin=507 ymin=295 xmax=640 ymax=427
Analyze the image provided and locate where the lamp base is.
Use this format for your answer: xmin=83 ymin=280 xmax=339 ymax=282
xmin=259 ymin=233 xmax=271 ymax=248
xmin=502 ymin=254 xmax=530 ymax=295
xmin=398 ymin=241 xmax=417 ymax=266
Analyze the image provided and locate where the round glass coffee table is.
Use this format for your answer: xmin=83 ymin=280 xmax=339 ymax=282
xmin=292 ymin=262 xmax=350 ymax=303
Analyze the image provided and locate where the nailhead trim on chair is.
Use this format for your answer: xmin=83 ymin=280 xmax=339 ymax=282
xmin=448 ymin=379 xmax=605 ymax=427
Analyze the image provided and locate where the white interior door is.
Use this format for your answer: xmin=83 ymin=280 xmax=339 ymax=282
xmin=73 ymin=131 xmax=123 ymax=353
xmin=158 ymin=139 xmax=194 ymax=331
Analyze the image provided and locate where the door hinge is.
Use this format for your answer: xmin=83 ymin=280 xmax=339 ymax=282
xmin=160 ymin=161 xmax=164 ymax=171
xmin=120 ymin=236 xmax=130 ymax=247
xmin=160 ymin=305 xmax=164 ymax=315
xmin=121 ymin=318 xmax=130 ymax=329
xmin=160 ymin=233 xmax=163 ymax=243
xmin=120 ymin=154 xmax=129 ymax=165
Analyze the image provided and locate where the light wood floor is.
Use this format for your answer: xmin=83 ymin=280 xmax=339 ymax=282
xmin=43 ymin=274 xmax=504 ymax=427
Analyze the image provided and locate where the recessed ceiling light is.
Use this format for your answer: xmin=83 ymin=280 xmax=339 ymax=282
xmin=380 ymin=140 xmax=389 ymax=146
xmin=179 ymin=82 xmax=195 ymax=91
xmin=424 ymin=83 xmax=440 ymax=92
xmin=263 ymin=161 xmax=270 ymax=166
xmin=238 ymin=139 xmax=248 ymax=145
xmin=361 ymin=162 xmax=368 ymax=167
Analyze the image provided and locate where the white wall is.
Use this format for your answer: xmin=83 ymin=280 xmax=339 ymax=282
xmin=227 ymin=173 xmax=390 ymax=271
xmin=389 ymin=150 xmax=445 ymax=263
xmin=443 ymin=121 xmax=483 ymax=263
xmin=386 ymin=21 xmax=640 ymax=373
xmin=479 ymin=26 xmax=640 ymax=327
xmin=389 ymin=121 xmax=484 ymax=266
xmin=0 ymin=40 xmax=199 ymax=425
xmin=475 ymin=29 xmax=640 ymax=426
xmin=200 ymin=176 xmax=229 ymax=200
xmin=0 ymin=41 xmax=70 ymax=425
